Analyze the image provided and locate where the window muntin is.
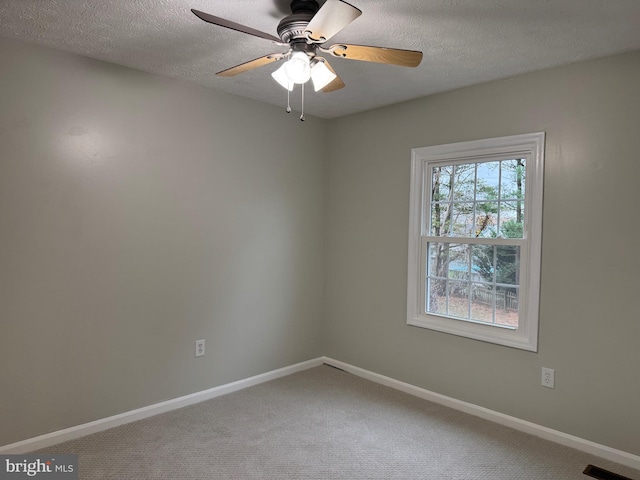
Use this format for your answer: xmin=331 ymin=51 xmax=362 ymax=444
xmin=407 ymin=133 xmax=544 ymax=351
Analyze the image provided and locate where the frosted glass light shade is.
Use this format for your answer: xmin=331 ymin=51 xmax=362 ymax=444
xmin=310 ymin=61 xmax=337 ymax=91
xmin=284 ymin=52 xmax=311 ymax=84
xmin=271 ymin=63 xmax=294 ymax=91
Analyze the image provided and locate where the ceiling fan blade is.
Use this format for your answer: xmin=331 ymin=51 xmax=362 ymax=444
xmin=217 ymin=53 xmax=287 ymax=77
xmin=326 ymin=44 xmax=423 ymax=67
xmin=191 ymin=9 xmax=283 ymax=44
xmin=304 ymin=0 xmax=362 ymax=43
xmin=321 ymin=60 xmax=345 ymax=92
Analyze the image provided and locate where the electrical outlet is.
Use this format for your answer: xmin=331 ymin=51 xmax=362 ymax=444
xmin=195 ymin=339 xmax=205 ymax=357
xmin=541 ymin=367 xmax=555 ymax=388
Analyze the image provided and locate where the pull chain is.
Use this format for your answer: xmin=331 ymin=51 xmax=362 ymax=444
xmin=300 ymin=82 xmax=305 ymax=121
xmin=284 ymin=51 xmax=292 ymax=113
xmin=286 ymin=85 xmax=291 ymax=113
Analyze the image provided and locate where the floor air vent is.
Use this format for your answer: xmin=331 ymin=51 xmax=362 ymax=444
xmin=583 ymin=464 xmax=635 ymax=480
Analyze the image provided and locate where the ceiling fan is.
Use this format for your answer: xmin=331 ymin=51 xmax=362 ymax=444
xmin=191 ymin=0 xmax=423 ymax=119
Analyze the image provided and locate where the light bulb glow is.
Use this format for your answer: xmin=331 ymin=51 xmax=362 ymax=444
xmin=310 ymin=61 xmax=337 ymax=92
xmin=271 ymin=63 xmax=294 ymax=91
xmin=284 ymin=52 xmax=311 ymax=84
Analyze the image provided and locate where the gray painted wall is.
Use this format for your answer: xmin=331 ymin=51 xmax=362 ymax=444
xmin=0 ymin=38 xmax=326 ymax=446
xmin=324 ymin=50 xmax=640 ymax=456
xmin=1 ymin=36 xmax=639 ymax=458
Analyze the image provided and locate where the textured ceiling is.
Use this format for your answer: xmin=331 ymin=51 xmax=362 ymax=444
xmin=1 ymin=0 xmax=639 ymax=118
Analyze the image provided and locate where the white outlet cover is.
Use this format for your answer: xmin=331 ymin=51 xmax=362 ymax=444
xmin=541 ymin=367 xmax=555 ymax=388
xmin=195 ymin=339 xmax=205 ymax=357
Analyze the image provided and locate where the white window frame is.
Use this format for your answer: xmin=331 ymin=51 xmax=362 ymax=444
xmin=407 ymin=133 xmax=544 ymax=351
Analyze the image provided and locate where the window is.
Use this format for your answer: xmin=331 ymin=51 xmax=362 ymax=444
xmin=407 ymin=133 xmax=544 ymax=351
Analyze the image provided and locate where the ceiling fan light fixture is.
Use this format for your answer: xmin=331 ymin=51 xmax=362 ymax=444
xmin=284 ymin=51 xmax=312 ymax=84
xmin=271 ymin=63 xmax=294 ymax=91
xmin=310 ymin=60 xmax=337 ymax=91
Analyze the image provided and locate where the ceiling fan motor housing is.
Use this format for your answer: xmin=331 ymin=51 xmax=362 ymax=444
xmin=277 ymin=0 xmax=320 ymax=43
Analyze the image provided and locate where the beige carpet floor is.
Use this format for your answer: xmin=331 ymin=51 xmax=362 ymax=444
xmin=35 ymin=365 xmax=639 ymax=479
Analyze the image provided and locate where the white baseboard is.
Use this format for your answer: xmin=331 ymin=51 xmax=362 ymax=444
xmin=0 ymin=357 xmax=324 ymax=454
xmin=3 ymin=355 xmax=639 ymax=472
xmin=321 ymin=356 xmax=640 ymax=472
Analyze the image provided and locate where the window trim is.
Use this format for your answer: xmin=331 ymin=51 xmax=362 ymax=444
xmin=407 ymin=133 xmax=545 ymax=351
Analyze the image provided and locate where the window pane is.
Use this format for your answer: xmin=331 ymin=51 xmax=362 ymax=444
xmin=496 ymin=245 xmax=520 ymax=287
xmin=499 ymin=202 xmax=524 ymax=238
xmin=430 ymin=203 xmax=451 ymax=236
xmin=472 ymin=244 xmax=494 ymax=283
xmin=450 ymin=202 xmax=474 ymax=236
xmin=451 ymin=164 xmax=475 ymax=201
xmin=471 ymin=284 xmax=494 ymax=323
xmin=501 ymin=159 xmax=526 ymax=201
xmin=448 ymin=281 xmax=469 ymax=318
xmin=448 ymin=244 xmax=470 ymax=280
xmin=476 ymin=161 xmax=500 ymax=201
xmin=428 ymin=242 xmax=449 ymax=278
xmin=427 ymin=278 xmax=446 ymax=315
xmin=495 ymin=287 xmax=519 ymax=327
xmin=474 ymin=201 xmax=498 ymax=238
xmin=431 ymin=165 xmax=452 ymax=202
xmin=427 ymin=243 xmax=471 ymax=280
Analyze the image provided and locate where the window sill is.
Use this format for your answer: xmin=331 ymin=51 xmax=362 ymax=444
xmin=407 ymin=313 xmax=538 ymax=352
